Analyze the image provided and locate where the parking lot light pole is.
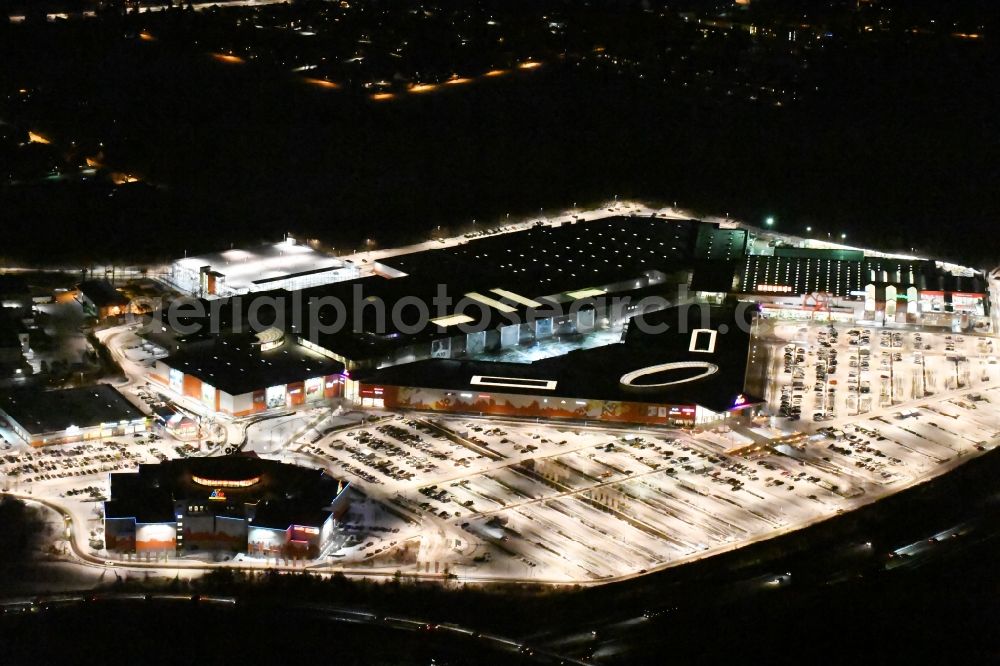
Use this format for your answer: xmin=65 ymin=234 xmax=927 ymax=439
xmin=888 ymin=350 xmax=894 ymax=404
xmin=854 ymin=351 xmax=863 ymax=416
xmin=921 ymin=353 xmax=927 ymax=397
xmin=820 ymin=354 xmax=829 ymax=415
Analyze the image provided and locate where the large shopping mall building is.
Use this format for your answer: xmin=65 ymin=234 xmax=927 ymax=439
xmin=142 ymin=214 xmax=988 ymax=426
xmin=353 ymin=303 xmax=763 ymax=428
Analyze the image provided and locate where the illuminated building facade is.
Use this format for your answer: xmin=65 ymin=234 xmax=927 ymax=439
xmin=148 ymin=335 xmax=345 ymax=417
xmin=167 ymin=237 xmax=360 ymax=299
xmin=104 ymin=457 xmax=350 ymax=557
xmin=152 ymin=405 xmax=200 ymax=440
xmin=77 ymin=279 xmax=131 ymax=322
xmin=0 ymin=385 xmax=149 ymax=447
xmin=355 ymin=305 xmax=763 ymax=427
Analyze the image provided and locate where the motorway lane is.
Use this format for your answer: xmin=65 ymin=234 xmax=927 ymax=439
xmin=0 ymin=594 xmax=588 ymax=665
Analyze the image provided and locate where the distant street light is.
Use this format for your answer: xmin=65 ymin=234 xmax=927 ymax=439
xmin=840 ymin=233 xmax=847 ymax=239
xmin=765 ymin=216 xmax=775 ymax=227
xmin=806 ymin=226 xmax=812 ymax=233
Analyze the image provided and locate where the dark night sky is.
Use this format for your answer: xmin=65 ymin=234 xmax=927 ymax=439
xmin=1 ymin=4 xmax=998 ymax=267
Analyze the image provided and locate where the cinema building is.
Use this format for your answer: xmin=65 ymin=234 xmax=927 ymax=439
xmin=104 ymin=457 xmax=350 ymax=557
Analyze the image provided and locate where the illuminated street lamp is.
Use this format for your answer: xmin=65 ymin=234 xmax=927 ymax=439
xmin=840 ymin=232 xmax=847 ymax=240
xmin=806 ymin=226 xmax=812 ymax=233
xmin=765 ymin=216 xmax=775 ymax=227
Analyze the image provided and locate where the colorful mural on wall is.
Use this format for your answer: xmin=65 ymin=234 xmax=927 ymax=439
xmin=135 ymin=523 xmax=177 ymax=552
xmin=365 ymin=385 xmax=697 ymax=426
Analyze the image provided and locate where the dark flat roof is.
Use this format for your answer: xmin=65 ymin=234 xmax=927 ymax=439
xmin=358 ymin=304 xmax=760 ymax=413
xmin=380 ymin=215 xmax=699 ymax=293
xmin=0 ymin=275 xmax=29 ymax=296
xmin=689 ymin=260 xmax=737 ymax=293
xmin=0 ymin=307 xmax=26 ymax=349
xmin=156 ymin=217 xmax=706 ymax=363
xmin=105 ymin=457 xmax=345 ymax=526
xmin=78 ymin=279 xmax=130 ymax=308
xmin=162 ymin=336 xmax=344 ymax=395
xmin=0 ymin=384 xmax=145 ymax=435
xmin=294 ymin=216 xmax=699 ymax=342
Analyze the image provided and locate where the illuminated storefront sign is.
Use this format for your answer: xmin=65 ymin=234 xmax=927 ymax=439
xmin=265 ymin=384 xmax=287 ymax=409
xmin=305 ymin=377 xmax=324 ymax=401
xmin=201 ymin=381 xmax=215 ymax=407
xmin=208 ymin=489 xmax=227 ymax=501
xmin=193 ymin=475 xmax=260 ymax=488
xmin=169 ymin=368 xmax=184 ymax=394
